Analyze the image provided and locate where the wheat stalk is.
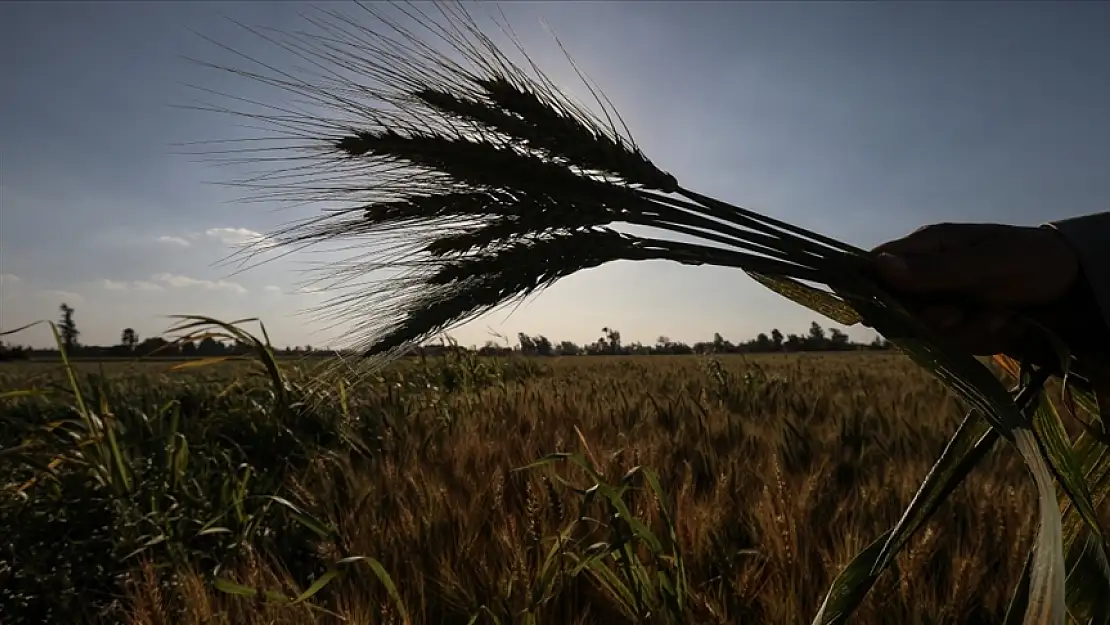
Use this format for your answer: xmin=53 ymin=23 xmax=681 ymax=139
xmin=179 ymin=1 xmax=1110 ymax=622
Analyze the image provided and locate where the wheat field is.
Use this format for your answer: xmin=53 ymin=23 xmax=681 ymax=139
xmin=2 ymin=351 xmax=1094 ymax=625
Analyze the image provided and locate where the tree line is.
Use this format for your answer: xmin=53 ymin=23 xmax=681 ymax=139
xmin=0 ymin=303 xmax=330 ymax=361
xmin=0 ymin=303 xmax=894 ymax=361
xmin=484 ymin=322 xmax=893 ymax=357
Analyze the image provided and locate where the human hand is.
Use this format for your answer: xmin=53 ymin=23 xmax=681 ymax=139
xmin=871 ymin=222 xmax=1081 ymax=357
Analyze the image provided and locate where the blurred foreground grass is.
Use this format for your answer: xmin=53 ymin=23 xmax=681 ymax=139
xmin=1 ymin=350 xmax=1094 ymax=624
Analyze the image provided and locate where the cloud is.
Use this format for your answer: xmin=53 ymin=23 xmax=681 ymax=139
xmin=34 ymin=290 xmax=84 ymax=304
xmin=0 ymin=273 xmax=21 ymax=286
xmin=102 ymin=279 xmax=164 ymax=292
xmin=152 ymin=273 xmax=248 ymax=294
xmin=264 ymin=285 xmax=283 ymax=294
xmin=205 ymin=227 xmax=271 ymax=248
xmin=156 ymin=235 xmax=191 ymax=248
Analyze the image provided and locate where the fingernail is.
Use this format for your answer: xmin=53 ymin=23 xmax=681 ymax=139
xmin=877 ymin=252 xmax=909 ymax=280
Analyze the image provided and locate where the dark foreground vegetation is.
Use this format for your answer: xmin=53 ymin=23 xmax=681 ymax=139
xmin=4 ymin=335 xmax=1091 ymax=625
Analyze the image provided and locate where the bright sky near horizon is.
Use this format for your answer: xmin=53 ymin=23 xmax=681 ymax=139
xmin=2 ymin=2 xmax=1109 ymax=350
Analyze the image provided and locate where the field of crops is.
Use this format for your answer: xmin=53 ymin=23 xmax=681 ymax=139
xmin=0 ymin=350 xmax=1085 ymax=624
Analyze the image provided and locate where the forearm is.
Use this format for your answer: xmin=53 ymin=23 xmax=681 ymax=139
xmin=1041 ymin=212 xmax=1110 ymax=382
xmin=1048 ymin=211 xmax=1110 ymax=331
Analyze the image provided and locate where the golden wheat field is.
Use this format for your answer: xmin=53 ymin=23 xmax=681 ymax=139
xmin=1 ymin=352 xmax=1096 ymax=625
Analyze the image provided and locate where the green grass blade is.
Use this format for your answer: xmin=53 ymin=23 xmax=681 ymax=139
xmin=812 ymin=408 xmax=997 ymax=624
xmin=335 ymin=556 xmax=411 ymax=625
xmin=575 ymin=554 xmax=638 ymax=620
xmin=291 ymin=570 xmax=341 ymax=604
xmin=1032 ymin=396 xmax=1110 ymax=571
xmin=847 ymin=295 xmax=1066 ymax=623
xmin=213 ymin=578 xmax=261 ymax=598
xmin=1063 ymin=530 xmax=1110 ymax=624
xmin=1012 ymin=428 xmax=1067 ymax=625
xmin=811 ymin=529 xmax=894 ymax=625
xmin=260 ymin=495 xmax=334 ymax=539
xmin=748 ymin=273 xmax=862 ymax=326
xmin=1004 ymin=546 xmax=1036 ymax=625
xmin=872 ymin=409 xmax=1000 ymax=572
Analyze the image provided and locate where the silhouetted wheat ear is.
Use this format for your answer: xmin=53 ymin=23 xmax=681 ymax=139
xmin=184 ymin=2 xmax=1102 ymax=622
xmin=183 ymin=0 xmax=885 ymax=361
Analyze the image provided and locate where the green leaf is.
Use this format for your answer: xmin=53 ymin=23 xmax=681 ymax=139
xmin=1031 ymin=395 xmax=1110 ymax=577
xmin=335 ymin=556 xmax=410 ymax=625
xmin=748 ymin=273 xmax=862 ymax=326
xmin=845 ymin=293 xmax=1067 ymax=623
xmin=214 ymin=578 xmax=262 ymax=597
xmin=168 ymin=356 xmax=235 ymax=370
xmin=1003 ymin=546 xmax=1036 ymax=625
xmin=260 ymin=495 xmax=334 ymax=539
xmin=0 ymin=389 xmax=51 ymax=401
xmin=812 ymin=407 xmax=999 ymax=624
xmin=811 ymin=529 xmax=894 ymax=625
xmin=1063 ymin=531 xmax=1110 ymax=623
xmin=291 ymin=570 xmax=341 ymax=604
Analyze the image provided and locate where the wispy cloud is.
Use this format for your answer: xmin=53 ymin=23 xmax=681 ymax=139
xmin=0 ymin=273 xmax=21 ymax=286
xmin=101 ymin=279 xmax=164 ymax=292
xmin=156 ymin=235 xmax=191 ymax=247
xmin=264 ymin=285 xmax=283 ymax=294
xmin=152 ymin=272 xmax=247 ymax=294
xmin=205 ymin=227 xmax=271 ymax=248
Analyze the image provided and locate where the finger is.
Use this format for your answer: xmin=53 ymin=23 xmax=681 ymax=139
xmin=876 ymin=242 xmax=1009 ymax=297
xmin=872 ymin=222 xmax=997 ymax=256
xmin=917 ymin=305 xmax=965 ymax=332
xmin=936 ymin=311 xmax=1027 ymax=356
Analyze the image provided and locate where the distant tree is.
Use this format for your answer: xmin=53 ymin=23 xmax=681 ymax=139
xmin=517 ymin=332 xmax=536 ymax=355
xmin=181 ymin=341 xmax=198 ymax=357
xmin=601 ymin=327 xmax=622 ymax=354
xmin=58 ymin=303 xmax=80 ymax=352
xmin=120 ymin=328 xmax=139 ymax=350
xmin=557 ymin=340 xmax=580 ymax=356
xmin=0 ymin=340 xmax=30 ymax=361
xmin=533 ymin=334 xmax=553 ymax=356
xmin=806 ymin=321 xmax=827 ymax=350
xmin=136 ymin=337 xmax=172 ymax=357
xmin=828 ymin=327 xmax=851 ymax=350
xmin=784 ymin=333 xmax=804 ymax=352
xmin=753 ymin=332 xmax=773 ymax=352
xmin=712 ymin=332 xmax=734 ymax=353
xmin=197 ymin=337 xmax=224 ymax=356
xmin=771 ymin=328 xmax=784 ymax=350
xmin=670 ymin=341 xmax=694 ymax=355
xmin=870 ymin=335 xmax=893 ymax=351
